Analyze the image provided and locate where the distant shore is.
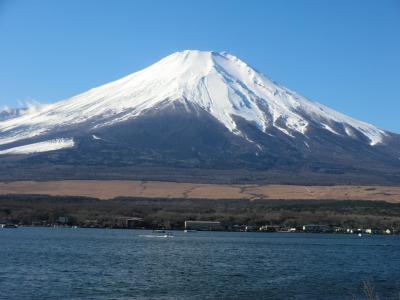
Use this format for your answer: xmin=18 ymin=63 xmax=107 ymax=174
xmin=1 ymin=194 xmax=399 ymax=234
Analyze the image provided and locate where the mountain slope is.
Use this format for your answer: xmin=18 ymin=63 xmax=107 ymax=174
xmin=0 ymin=50 xmax=399 ymax=184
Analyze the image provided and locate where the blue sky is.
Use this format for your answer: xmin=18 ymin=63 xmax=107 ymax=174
xmin=0 ymin=0 xmax=399 ymax=132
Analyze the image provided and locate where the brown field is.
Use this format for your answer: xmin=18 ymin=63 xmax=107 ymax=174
xmin=0 ymin=180 xmax=400 ymax=202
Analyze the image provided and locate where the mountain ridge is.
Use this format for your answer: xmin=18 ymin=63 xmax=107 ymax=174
xmin=0 ymin=50 xmax=399 ymax=184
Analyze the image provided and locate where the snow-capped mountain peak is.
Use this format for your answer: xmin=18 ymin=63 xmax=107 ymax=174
xmin=0 ymin=50 xmax=387 ymax=148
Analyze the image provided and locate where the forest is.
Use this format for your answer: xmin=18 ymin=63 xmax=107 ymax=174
xmin=1 ymin=194 xmax=400 ymax=231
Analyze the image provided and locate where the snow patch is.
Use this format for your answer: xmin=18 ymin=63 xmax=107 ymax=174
xmin=322 ymin=124 xmax=340 ymax=135
xmin=0 ymin=138 xmax=74 ymax=155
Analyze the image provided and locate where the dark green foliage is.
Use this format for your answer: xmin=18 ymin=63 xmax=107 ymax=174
xmin=1 ymin=195 xmax=400 ymax=230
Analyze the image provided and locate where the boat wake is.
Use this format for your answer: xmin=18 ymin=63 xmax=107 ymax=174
xmin=139 ymin=234 xmax=174 ymax=238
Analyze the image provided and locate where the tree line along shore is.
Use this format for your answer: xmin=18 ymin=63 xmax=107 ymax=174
xmin=0 ymin=195 xmax=400 ymax=234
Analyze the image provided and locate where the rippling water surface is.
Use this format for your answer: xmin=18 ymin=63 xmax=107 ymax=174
xmin=1 ymin=228 xmax=399 ymax=299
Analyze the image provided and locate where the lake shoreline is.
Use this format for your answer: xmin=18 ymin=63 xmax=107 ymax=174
xmin=1 ymin=194 xmax=400 ymax=234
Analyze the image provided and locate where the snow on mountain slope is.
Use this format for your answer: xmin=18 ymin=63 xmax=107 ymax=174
xmin=0 ymin=50 xmax=387 ymax=148
xmin=0 ymin=101 xmax=46 ymax=122
xmin=0 ymin=138 xmax=74 ymax=155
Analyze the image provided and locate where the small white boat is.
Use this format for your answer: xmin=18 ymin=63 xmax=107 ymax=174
xmin=1 ymin=224 xmax=18 ymax=229
xmin=160 ymin=233 xmax=174 ymax=238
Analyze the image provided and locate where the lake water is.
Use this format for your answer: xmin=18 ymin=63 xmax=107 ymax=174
xmin=0 ymin=228 xmax=399 ymax=300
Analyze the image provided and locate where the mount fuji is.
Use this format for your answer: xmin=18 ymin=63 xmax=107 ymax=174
xmin=0 ymin=50 xmax=399 ymax=184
